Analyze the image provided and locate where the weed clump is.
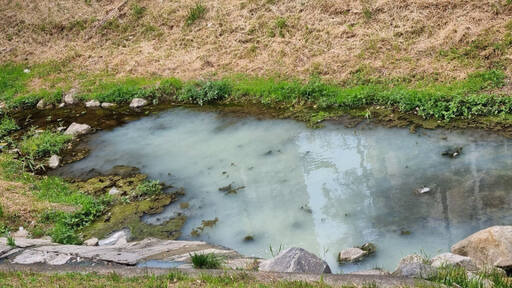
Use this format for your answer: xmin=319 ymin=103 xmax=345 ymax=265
xmin=0 ymin=117 xmax=18 ymax=140
xmin=185 ymin=3 xmax=206 ymax=26
xmin=190 ymin=253 xmax=222 ymax=269
xmin=20 ymin=131 xmax=72 ymax=159
xmin=135 ymin=180 xmax=162 ymax=197
xmin=179 ymin=80 xmax=231 ymax=105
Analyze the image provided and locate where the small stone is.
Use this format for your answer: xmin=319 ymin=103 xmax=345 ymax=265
xmin=417 ymin=187 xmax=431 ymax=194
xmin=129 ymin=98 xmax=148 ymax=109
xmin=83 ymin=238 xmax=99 ymax=246
xmin=36 ymin=99 xmax=46 ymax=110
xmin=57 ymin=126 xmax=66 ymax=132
xmin=108 ymin=187 xmax=121 ymax=196
xmin=58 ymin=103 xmax=65 ymax=108
xmin=64 ymin=123 xmax=91 ymax=136
xmin=0 ymin=102 xmax=6 ymax=110
xmin=338 ymin=247 xmax=367 ymax=263
xmin=101 ymin=102 xmax=116 ymax=108
xmin=85 ymin=100 xmax=101 ymax=108
xmin=48 ymin=155 xmax=61 ymax=169
xmin=63 ymin=89 xmax=77 ymax=105
xmin=23 ymin=69 xmax=30 ymax=73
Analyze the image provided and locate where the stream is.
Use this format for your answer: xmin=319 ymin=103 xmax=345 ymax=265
xmin=60 ymin=108 xmax=512 ymax=273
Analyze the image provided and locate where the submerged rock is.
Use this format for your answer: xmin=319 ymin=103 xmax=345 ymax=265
xmin=259 ymin=247 xmax=331 ymax=274
xmin=85 ymin=100 xmax=101 ymax=108
xmin=48 ymin=155 xmax=61 ymax=169
xmin=431 ymin=252 xmax=478 ymax=271
xmin=392 ymin=254 xmax=435 ymax=278
xmin=451 ymin=226 xmax=512 ymax=270
xmin=129 ymin=98 xmax=148 ymax=109
xmin=442 ymin=146 xmax=463 ymax=158
xmin=64 ymin=123 xmax=91 ymax=136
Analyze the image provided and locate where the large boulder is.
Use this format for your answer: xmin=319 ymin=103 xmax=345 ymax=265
xmin=129 ymin=98 xmax=148 ymax=109
xmin=259 ymin=247 xmax=331 ymax=274
xmin=431 ymin=252 xmax=478 ymax=271
xmin=392 ymin=254 xmax=435 ymax=278
xmin=451 ymin=226 xmax=512 ymax=269
xmin=64 ymin=123 xmax=91 ymax=136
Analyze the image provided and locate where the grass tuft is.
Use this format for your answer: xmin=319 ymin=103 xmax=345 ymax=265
xmin=190 ymin=253 xmax=222 ymax=269
xmin=185 ymin=3 xmax=206 ymax=26
xmin=20 ymin=131 xmax=72 ymax=159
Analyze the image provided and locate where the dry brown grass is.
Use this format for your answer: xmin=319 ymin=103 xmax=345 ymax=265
xmin=0 ymin=179 xmax=74 ymax=226
xmin=1 ymin=0 xmax=511 ymax=83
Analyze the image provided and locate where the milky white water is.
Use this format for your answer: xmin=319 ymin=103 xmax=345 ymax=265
xmin=61 ymin=108 xmax=512 ymax=273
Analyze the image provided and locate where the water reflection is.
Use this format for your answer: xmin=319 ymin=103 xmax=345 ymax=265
xmin=60 ymin=108 xmax=512 ymax=273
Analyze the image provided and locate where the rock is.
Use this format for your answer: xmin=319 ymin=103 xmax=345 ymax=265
xmin=64 ymin=123 xmax=91 ymax=136
xmin=85 ymin=100 xmax=101 ymax=108
xmin=442 ymin=146 xmax=463 ymax=158
xmin=431 ymin=252 xmax=478 ymax=271
xmin=349 ymin=269 xmax=389 ymax=275
xmin=259 ymin=247 xmax=331 ymax=274
xmin=108 ymin=187 xmax=121 ymax=196
xmin=23 ymin=69 xmax=30 ymax=73
xmin=58 ymin=103 xmax=65 ymax=108
xmin=0 ymin=102 xmax=6 ymax=110
xmin=392 ymin=254 xmax=435 ymax=278
xmin=101 ymin=102 xmax=116 ymax=108
xmin=417 ymin=187 xmax=431 ymax=194
xmin=63 ymin=89 xmax=77 ymax=105
xmin=129 ymin=98 xmax=148 ymax=109
xmin=12 ymin=250 xmax=71 ymax=265
xmin=360 ymin=242 xmax=376 ymax=254
xmin=12 ymin=227 xmax=28 ymax=238
xmin=339 ymin=247 xmax=367 ymax=263
xmin=98 ymin=229 xmax=131 ymax=246
xmin=36 ymin=99 xmax=52 ymax=110
xmin=83 ymin=238 xmax=99 ymax=246
xmin=48 ymin=155 xmax=61 ymax=169
xmin=451 ymin=226 xmax=512 ymax=269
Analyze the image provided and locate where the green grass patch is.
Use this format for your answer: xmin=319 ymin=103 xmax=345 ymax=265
xmin=0 ymin=63 xmax=30 ymax=102
xmin=185 ymin=3 xmax=207 ymax=26
xmin=190 ymin=253 xmax=223 ymax=269
xmin=135 ymin=180 xmax=162 ymax=197
xmin=0 ymin=117 xmax=19 ymax=140
xmin=20 ymin=131 xmax=72 ymax=158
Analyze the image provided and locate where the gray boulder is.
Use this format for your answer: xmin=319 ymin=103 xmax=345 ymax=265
xmin=98 ymin=229 xmax=131 ymax=246
xmin=129 ymin=98 xmax=148 ymax=109
xmin=64 ymin=123 xmax=91 ymax=136
xmin=48 ymin=155 xmax=61 ymax=169
xmin=392 ymin=254 xmax=435 ymax=278
xmin=339 ymin=247 xmax=367 ymax=263
xmin=85 ymin=100 xmax=101 ymax=108
xmin=259 ymin=247 xmax=331 ymax=274
xmin=451 ymin=226 xmax=512 ymax=270
xmin=431 ymin=252 xmax=478 ymax=271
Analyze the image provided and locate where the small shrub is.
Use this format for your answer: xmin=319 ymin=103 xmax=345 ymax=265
xmin=7 ymin=235 xmax=15 ymax=247
xmin=136 ymin=180 xmax=162 ymax=197
xmin=0 ymin=117 xmax=18 ymax=140
xmin=190 ymin=253 xmax=222 ymax=269
xmin=185 ymin=3 xmax=206 ymax=26
xmin=20 ymin=131 xmax=72 ymax=158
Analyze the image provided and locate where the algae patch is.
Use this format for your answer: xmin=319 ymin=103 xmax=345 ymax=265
xmin=82 ymin=193 xmax=186 ymax=241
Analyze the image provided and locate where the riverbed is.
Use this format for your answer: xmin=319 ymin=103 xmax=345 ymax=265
xmin=60 ymin=108 xmax=512 ymax=273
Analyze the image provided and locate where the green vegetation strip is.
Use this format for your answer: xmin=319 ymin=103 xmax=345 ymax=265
xmin=1 ymin=63 xmax=511 ymax=123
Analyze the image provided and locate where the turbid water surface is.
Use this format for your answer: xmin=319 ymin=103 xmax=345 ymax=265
xmin=61 ymin=108 xmax=512 ymax=273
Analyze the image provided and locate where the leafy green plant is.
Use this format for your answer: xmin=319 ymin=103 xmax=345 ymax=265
xmin=20 ymin=131 xmax=72 ymax=159
xmin=0 ymin=117 xmax=18 ymax=140
xmin=50 ymin=222 xmax=81 ymax=245
xmin=185 ymin=3 xmax=206 ymax=26
xmin=135 ymin=180 xmax=162 ymax=197
xmin=190 ymin=253 xmax=222 ymax=269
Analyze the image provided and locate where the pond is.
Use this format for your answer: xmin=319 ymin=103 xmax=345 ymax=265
xmin=61 ymin=108 xmax=512 ymax=273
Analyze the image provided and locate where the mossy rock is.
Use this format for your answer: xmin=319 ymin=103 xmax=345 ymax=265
xmin=73 ymin=173 xmax=147 ymax=196
xmin=82 ymin=193 xmax=185 ymax=241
